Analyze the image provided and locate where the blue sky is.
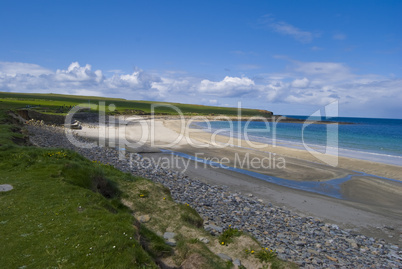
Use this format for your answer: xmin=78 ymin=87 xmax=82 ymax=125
xmin=0 ymin=0 xmax=401 ymax=118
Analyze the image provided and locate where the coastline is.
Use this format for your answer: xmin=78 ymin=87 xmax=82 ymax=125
xmin=162 ymin=119 xmax=402 ymax=181
xmin=74 ymin=116 xmax=402 ymax=245
xmin=190 ymin=119 xmax=402 ymax=167
xmin=26 ymin=117 xmax=402 ymax=267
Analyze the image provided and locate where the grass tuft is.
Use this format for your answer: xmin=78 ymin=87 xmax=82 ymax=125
xmin=179 ymin=204 xmax=204 ymax=228
xmin=219 ymin=226 xmax=242 ymax=246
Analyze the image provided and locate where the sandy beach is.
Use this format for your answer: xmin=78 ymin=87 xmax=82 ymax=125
xmin=76 ymin=116 xmax=402 ymax=245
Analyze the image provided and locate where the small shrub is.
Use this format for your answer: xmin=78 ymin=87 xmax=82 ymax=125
xmin=255 ymin=248 xmax=277 ymax=263
xmin=244 ymin=247 xmax=282 ymax=269
xmin=219 ymin=226 xmax=242 ymax=246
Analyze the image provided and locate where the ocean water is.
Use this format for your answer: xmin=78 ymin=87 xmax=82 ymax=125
xmin=194 ymin=116 xmax=402 ymax=166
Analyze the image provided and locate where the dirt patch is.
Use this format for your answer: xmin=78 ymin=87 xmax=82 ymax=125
xmin=180 ymin=253 xmax=208 ymax=269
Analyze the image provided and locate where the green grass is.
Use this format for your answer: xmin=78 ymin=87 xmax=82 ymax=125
xmin=0 ymin=91 xmax=273 ymax=117
xmin=0 ymin=99 xmax=231 ymax=268
xmin=218 ymin=226 xmax=243 ymax=246
xmin=0 ymin=96 xmax=293 ymax=268
xmin=0 ymin=99 xmax=159 ymax=267
xmin=0 ymin=146 xmax=158 ymax=268
xmin=180 ymin=203 xmax=204 ymax=228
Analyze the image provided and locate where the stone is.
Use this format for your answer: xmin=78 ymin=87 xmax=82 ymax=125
xmin=166 ymin=239 xmax=176 ymax=246
xmin=163 ymin=232 xmax=176 ymax=240
xmin=198 ymin=237 xmax=209 ymax=244
xmin=204 ymin=224 xmax=223 ymax=233
xmin=326 ymin=255 xmax=338 ymax=262
xmin=217 ymin=253 xmax=232 ymax=262
xmin=346 ymin=239 xmax=358 ymax=248
xmin=0 ymin=184 xmax=13 ymax=192
xmin=233 ymin=259 xmax=241 ymax=266
xmin=137 ymin=215 xmax=151 ymax=223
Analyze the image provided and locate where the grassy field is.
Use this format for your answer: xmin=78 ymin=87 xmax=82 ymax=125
xmin=0 ymin=95 xmax=294 ymax=268
xmin=0 ymin=91 xmax=273 ymax=117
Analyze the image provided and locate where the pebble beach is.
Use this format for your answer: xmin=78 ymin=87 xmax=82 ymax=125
xmin=27 ymin=122 xmax=401 ymax=268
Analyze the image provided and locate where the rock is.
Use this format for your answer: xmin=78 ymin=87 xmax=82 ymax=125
xmin=137 ymin=215 xmax=151 ymax=223
xmin=204 ymin=224 xmax=223 ymax=233
xmin=163 ymin=232 xmax=177 ymax=246
xmin=0 ymin=184 xmax=13 ymax=192
xmin=346 ymin=239 xmax=358 ymax=248
xmin=307 ymin=249 xmax=319 ymax=255
xmin=217 ymin=253 xmax=232 ymax=262
xmin=166 ymin=239 xmax=176 ymax=246
xmin=199 ymin=237 xmax=210 ymax=244
xmin=163 ymin=232 xmax=176 ymax=240
xmin=233 ymin=259 xmax=241 ymax=266
xmin=326 ymin=255 xmax=338 ymax=262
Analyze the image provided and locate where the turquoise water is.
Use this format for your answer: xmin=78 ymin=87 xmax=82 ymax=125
xmin=194 ymin=116 xmax=402 ymax=166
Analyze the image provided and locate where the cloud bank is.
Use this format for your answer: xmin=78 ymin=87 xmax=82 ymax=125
xmin=0 ymin=61 xmax=401 ymax=118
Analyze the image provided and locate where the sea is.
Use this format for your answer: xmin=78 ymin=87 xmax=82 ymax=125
xmin=193 ymin=116 xmax=402 ymax=166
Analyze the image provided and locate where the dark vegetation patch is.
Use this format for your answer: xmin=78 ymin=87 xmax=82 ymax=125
xmin=139 ymin=225 xmax=172 ymax=258
xmin=180 ymin=203 xmax=204 ymax=228
xmin=11 ymin=135 xmax=29 ymax=146
xmin=62 ymin=162 xmax=121 ymax=199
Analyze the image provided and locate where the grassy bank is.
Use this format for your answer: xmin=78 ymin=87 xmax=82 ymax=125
xmin=0 ymin=97 xmax=294 ymax=268
xmin=0 ymin=92 xmax=272 ymax=117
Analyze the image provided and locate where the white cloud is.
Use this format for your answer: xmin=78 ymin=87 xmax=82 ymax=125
xmin=292 ymin=61 xmax=355 ymax=83
xmin=0 ymin=60 xmax=401 ymax=117
xmin=260 ymin=60 xmax=402 ymax=114
xmin=198 ymin=76 xmax=255 ymax=97
xmin=55 ymin=62 xmax=104 ymax=82
xmin=260 ymin=16 xmax=314 ymax=43
xmin=0 ymin=61 xmax=162 ymax=100
xmin=269 ymin=21 xmax=313 ymax=43
xmin=0 ymin=62 xmax=53 ymax=76
xmin=291 ymin=77 xmax=309 ymax=88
